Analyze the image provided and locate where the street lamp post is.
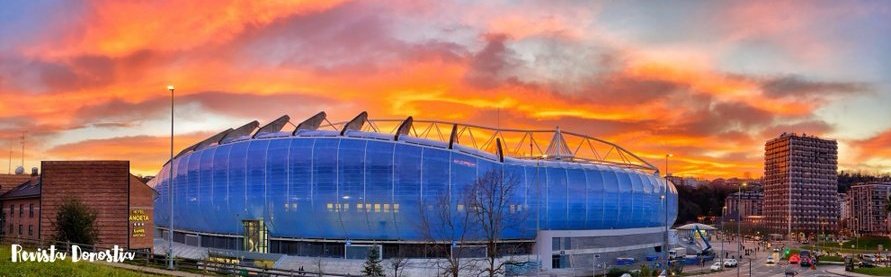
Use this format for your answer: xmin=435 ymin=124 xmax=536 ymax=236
xmin=737 ymin=182 xmax=747 ymax=277
xmin=722 ymin=206 xmax=726 ymax=266
xmin=167 ymin=84 xmax=175 ymax=270
xmin=663 ymin=154 xmax=673 ymax=270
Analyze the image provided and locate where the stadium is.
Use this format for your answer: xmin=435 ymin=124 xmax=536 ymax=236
xmin=150 ymin=111 xmax=678 ymax=272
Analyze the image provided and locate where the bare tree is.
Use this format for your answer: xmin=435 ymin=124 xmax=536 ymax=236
xmin=417 ymin=184 xmax=478 ymax=277
xmin=465 ymin=170 xmax=525 ymax=277
xmin=388 ymin=251 xmax=409 ymax=277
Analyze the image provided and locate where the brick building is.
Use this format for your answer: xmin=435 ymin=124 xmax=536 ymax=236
xmin=845 ymin=182 xmax=891 ymax=236
xmin=0 ymin=170 xmax=40 ymax=240
xmin=0 ymin=161 xmax=154 ymax=250
xmin=763 ymin=133 xmax=839 ymax=236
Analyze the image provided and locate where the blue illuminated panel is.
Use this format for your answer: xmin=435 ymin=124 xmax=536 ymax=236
xmin=153 ymin=136 xmax=678 ymax=241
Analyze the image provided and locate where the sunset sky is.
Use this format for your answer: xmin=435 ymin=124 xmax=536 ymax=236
xmin=1 ymin=1 xmax=889 ymax=178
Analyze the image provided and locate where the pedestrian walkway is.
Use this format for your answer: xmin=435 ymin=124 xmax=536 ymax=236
xmin=98 ymin=261 xmax=205 ymax=277
xmin=825 ymin=268 xmax=874 ymax=277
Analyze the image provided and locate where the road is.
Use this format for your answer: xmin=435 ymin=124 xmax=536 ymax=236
xmin=690 ymin=238 xmax=845 ymax=277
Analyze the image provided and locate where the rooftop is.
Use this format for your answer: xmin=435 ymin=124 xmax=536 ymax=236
xmin=0 ymin=178 xmax=40 ymax=200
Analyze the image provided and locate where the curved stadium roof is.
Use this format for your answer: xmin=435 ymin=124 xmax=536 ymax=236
xmin=168 ymin=111 xmax=659 ymax=173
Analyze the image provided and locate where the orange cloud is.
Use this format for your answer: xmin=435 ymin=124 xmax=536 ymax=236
xmin=0 ymin=0 xmax=881 ymax=180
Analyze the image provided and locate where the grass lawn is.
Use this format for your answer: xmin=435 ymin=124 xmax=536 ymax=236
xmin=823 ymin=236 xmax=891 ymax=251
xmin=854 ymin=267 xmax=891 ymax=276
xmin=0 ymin=244 xmax=159 ymax=277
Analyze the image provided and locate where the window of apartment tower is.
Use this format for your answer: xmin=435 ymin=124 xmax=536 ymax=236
xmin=29 ymin=204 xmax=33 ymax=218
xmin=18 ymin=224 xmax=22 ymax=235
xmin=28 ymin=225 xmax=33 ymax=236
xmin=19 ymin=204 xmax=23 ymax=217
xmin=9 ymin=205 xmax=12 ymax=218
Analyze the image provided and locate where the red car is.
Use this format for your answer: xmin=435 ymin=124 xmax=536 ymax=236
xmin=789 ymin=254 xmax=801 ymax=264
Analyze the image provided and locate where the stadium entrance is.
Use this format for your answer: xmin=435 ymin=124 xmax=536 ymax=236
xmin=243 ymin=220 xmax=268 ymax=253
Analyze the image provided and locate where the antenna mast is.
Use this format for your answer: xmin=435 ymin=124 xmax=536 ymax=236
xmin=21 ymin=133 xmax=25 ymax=168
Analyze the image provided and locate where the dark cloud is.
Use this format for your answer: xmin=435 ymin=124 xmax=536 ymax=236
xmin=761 ymin=75 xmax=866 ymax=98
xmin=463 ymin=34 xmax=521 ymax=89
xmin=659 ymin=101 xmax=775 ymax=136
xmin=0 ymin=50 xmax=163 ymax=94
xmin=72 ymin=91 xmax=341 ymax=127
xmin=233 ymin=1 xmax=466 ymax=74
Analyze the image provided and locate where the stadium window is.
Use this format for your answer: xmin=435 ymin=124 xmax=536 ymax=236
xmin=393 ymin=204 xmax=399 ymax=213
xmin=374 ymin=204 xmax=381 ymax=213
xmin=327 ymin=203 xmax=334 ymax=212
xmin=457 ymin=204 xmax=465 ymax=212
xmin=357 ymin=203 xmax=364 ymax=209
xmin=383 ymin=204 xmax=390 ymax=213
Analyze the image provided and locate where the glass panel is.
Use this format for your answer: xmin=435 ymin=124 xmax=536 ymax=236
xmin=337 ymin=139 xmax=366 ymax=239
xmin=187 ymin=150 xmax=201 ymax=231
xmin=288 ymin=138 xmax=317 ymax=237
xmin=265 ymin=138 xmax=290 ymax=235
xmin=585 ymin=168 xmax=604 ymax=229
xmin=566 ymin=168 xmax=586 ymax=229
xmin=601 ymin=168 xmax=619 ymax=228
xmin=451 ymin=152 xmax=476 ymax=240
xmin=174 ymin=153 xmax=190 ymax=232
xmin=196 ymin=149 xmax=214 ymax=232
xmin=364 ymin=141 xmax=396 ymax=239
xmin=227 ymin=141 xmax=249 ymax=233
xmin=313 ymin=138 xmax=342 ymax=238
xmin=628 ymin=171 xmax=644 ymax=227
xmin=393 ymin=144 xmax=421 ymax=240
xmin=546 ymin=167 xmax=567 ymax=230
xmin=211 ymin=144 xmax=232 ymax=233
xmin=246 ymin=140 xmax=269 ymax=220
xmin=504 ymin=164 xmax=528 ymax=238
xmin=526 ymin=164 xmax=545 ymax=233
xmin=615 ymin=169 xmax=633 ymax=228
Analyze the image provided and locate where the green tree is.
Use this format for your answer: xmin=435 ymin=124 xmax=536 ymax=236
xmin=361 ymin=246 xmax=384 ymax=277
xmin=53 ymin=198 xmax=99 ymax=245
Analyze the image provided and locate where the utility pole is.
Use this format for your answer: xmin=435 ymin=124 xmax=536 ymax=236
xmin=20 ymin=133 xmax=25 ymax=168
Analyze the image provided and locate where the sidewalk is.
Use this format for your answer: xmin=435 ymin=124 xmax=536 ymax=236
xmin=98 ymin=261 xmax=205 ymax=277
xmin=825 ymin=268 xmax=874 ymax=277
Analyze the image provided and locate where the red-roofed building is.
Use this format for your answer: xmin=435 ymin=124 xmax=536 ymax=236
xmin=0 ymin=161 xmax=155 ymax=250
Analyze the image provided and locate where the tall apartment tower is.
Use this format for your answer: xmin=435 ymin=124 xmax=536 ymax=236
xmin=764 ymin=133 xmax=838 ymax=236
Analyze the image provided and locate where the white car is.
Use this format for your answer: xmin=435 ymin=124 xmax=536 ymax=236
xmin=724 ymin=259 xmax=738 ymax=267
xmin=710 ymin=261 xmax=723 ymax=271
xmin=766 ymin=256 xmax=776 ymax=265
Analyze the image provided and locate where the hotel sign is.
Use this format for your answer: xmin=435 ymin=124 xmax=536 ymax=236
xmin=129 ymin=209 xmax=149 ymax=238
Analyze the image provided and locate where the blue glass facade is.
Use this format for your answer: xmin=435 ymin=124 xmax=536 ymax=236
xmin=153 ymin=136 xmax=678 ymax=241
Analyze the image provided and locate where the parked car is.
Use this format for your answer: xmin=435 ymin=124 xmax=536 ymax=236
xmin=724 ymin=259 xmax=738 ymax=268
xmin=710 ymin=261 xmax=723 ymax=271
xmin=789 ymin=254 xmax=800 ymax=264
xmin=766 ymin=256 xmax=776 ymax=265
